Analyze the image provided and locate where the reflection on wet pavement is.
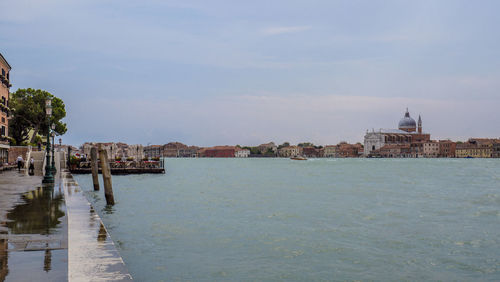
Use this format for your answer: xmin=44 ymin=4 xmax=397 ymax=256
xmin=0 ymin=170 xmax=67 ymax=282
xmin=6 ymin=186 xmax=65 ymax=235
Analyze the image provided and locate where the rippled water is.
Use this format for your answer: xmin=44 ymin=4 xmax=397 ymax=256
xmin=74 ymin=158 xmax=500 ymax=281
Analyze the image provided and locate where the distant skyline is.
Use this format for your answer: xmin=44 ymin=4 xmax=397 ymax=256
xmin=2 ymin=0 xmax=499 ymax=146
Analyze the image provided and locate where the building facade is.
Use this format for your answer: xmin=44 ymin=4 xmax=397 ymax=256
xmin=278 ymin=146 xmax=302 ymax=157
xmin=258 ymin=142 xmax=277 ymax=154
xmin=144 ymin=145 xmax=163 ymax=158
xmin=438 ymin=140 xmax=456 ymax=157
xmin=302 ymin=146 xmax=320 ymax=158
xmin=455 ymin=139 xmax=499 ymax=158
xmin=82 ymin=142 xmax=144 ymax=160
xmin=235 ymin=147 xmax=250 ymax=157
xmin=323 ymin=145 xmax=337 ymax=157
xmin=423 ymin=141 xmax=439 ymax=158
xmin=177 ymin=146 xmax=198 ymax=157
xmin=203 ymin=146 xmax=236 ymax=158
xmin=163 ymin=142 xmax=188 ymax=157
xmin=0 ymin=53 xmax=11 ymax=164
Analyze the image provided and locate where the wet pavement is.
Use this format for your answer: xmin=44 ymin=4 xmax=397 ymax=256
xmin=63 ymin=171 xmax=132 ymax=281
xmin=0 ymin=169 xmax=132 ymax=281
xmin=0 ymin=170 xmax=67 ymax=282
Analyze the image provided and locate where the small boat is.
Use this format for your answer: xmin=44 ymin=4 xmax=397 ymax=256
xmin=290 ymin=156 xmax=307 ymax=160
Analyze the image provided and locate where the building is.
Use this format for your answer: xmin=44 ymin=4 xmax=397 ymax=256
xmin=278 ymin=146 xmax=302 ymax=157
xmin=455 ymin=139 xmax=498 ymax=158
xmin=177 ymin=146 xmax=198 ymax=157
xmin=235 ymin=147 xmax=250 ymax=158
xmin=163 ymin=142 xmax=188 ymax=157
xmin=203 ymin=146 xmax=236 ymax=158
xmin=0 ymin=53 xmax=11 ymax=164
xmin=364 ymin=109 xmax=431 ymax=157
xmin=423 ymin=141 xmax=439 ymax=158
xmin=144 ymin=145 xmax=164 ymax=158
xmin=438 ymin=140 xmax=456 ymax=158
xmin=337 ymin=142 xmax=362 ymax=158
xmin=302 ymin=146 xmax=320 ymax=158
xmin=258 ymin=142 xmax=277 ymax=155
xmin=82 ymin=142 xmax=144 ymax=160
xmin=493 ymin=142 xmax=500 ymax=158
xmin=323 ymin=145 xmax=338 ymax=158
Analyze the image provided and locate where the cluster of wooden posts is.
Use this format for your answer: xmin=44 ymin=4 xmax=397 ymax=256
xmin=90 ymin=145 xmax=115 ymax=205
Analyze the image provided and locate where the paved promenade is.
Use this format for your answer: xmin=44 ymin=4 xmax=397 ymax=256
xmin=0 ymin=169 xmax=132 ymax=281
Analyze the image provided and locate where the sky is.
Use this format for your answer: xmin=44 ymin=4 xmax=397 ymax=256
xmin=1 ymin=0 xmax=499 ymax=146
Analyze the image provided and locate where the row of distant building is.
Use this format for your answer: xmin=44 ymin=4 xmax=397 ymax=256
xmin=75 ymin=109 xmax=500 ymax=160
xmin=363 ymin=109 xmax=500 ymax=158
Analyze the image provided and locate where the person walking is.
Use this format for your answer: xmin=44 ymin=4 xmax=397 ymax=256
xmin=29 ymin=157 xmax=35 ymax=175
xmin=16 ymin=155 xmax=24 ymax=172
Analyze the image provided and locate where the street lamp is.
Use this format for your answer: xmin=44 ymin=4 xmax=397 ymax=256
xmin=42 ymin=97 xmax=54 ymax=184
xmin=51 ymin=123 xmax=56 ymax=174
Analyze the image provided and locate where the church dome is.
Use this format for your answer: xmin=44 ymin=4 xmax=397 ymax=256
xmin=398 ymin=109 xmax=416 ymax=131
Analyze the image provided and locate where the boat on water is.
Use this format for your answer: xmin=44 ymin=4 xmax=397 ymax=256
xmin=290 ymin=156 xmax=307 ymax=160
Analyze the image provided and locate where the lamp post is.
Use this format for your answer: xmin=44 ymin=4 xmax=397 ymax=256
xmin=51 ymin=124 xmax=56 ymax=174
xmin=42 ymin=97 xmax=54 ymax=184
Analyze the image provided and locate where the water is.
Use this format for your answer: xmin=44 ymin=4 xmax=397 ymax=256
xmin=74 ymin=158 xmax=500 ymax=281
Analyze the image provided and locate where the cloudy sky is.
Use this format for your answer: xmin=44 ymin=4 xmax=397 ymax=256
xmin=1 ymin=0 xmax=499 ymax=146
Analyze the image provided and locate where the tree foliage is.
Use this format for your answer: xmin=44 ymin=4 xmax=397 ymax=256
xmin=278 ymin=142 xmax=290 ymax=149
xmin=9 ymin=88 xmax=67 ymax=145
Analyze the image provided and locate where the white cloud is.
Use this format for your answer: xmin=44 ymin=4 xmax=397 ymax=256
xmin=261 ymin=26 xmax=312 ymax=35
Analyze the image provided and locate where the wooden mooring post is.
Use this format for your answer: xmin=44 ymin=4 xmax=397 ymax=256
xmin=90 ymin=147 xmax=100 ymax=191
xmin=98 ymin=145 xmax=115 ymax=205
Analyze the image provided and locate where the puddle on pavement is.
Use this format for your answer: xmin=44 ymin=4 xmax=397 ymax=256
xmin=3 ymin=185 xmax=65 ymax=235
xmin=0 ymin=183 xmax=67 ymax=282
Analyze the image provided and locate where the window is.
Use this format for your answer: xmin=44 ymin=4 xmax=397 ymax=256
xmin=0 ymin=126 xmax=5 ymax=136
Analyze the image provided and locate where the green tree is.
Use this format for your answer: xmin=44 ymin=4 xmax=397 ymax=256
xmin=278 ymin=142 xmax=290 ymax=149
xmin=298 ymin=142 xmax=314 ymax=148
xmin=9 ymin=88 xmax=67 ymax=145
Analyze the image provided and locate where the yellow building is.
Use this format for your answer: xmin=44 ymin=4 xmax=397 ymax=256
xmin=456 ymin=139 xmax=496 ymax=158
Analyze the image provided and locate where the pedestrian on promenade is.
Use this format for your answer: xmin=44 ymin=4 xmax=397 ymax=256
xmin=29 ymin=157 xmax=35 ymax=175
xmin=16 ymin=155 xmax=24 ymax=171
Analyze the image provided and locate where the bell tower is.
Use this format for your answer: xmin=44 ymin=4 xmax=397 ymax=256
xmin=418 ymin=115 xmax=422 ymax=133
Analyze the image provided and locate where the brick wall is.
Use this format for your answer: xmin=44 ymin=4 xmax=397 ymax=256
xmin=8 ymin=146 xmax=30 ymax=163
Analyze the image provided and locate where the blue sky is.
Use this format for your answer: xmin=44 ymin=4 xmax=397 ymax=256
xmin=1 ymin=0 xmax=499 ymax=146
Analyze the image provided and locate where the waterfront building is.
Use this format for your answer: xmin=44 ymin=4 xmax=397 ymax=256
xmin=144 ymin=145 xmax=163 ymax=158
xmin=337 ymin=142 xmax=362 ymax=158
xmin=177 ymin=146 xmax=198 ymax=158
xmin=493 ymin=142 xmax=500 ymax=158
xmin=0 ymin=53 xmax=11 ymax=164
xmin=278 ymin=146 xmax=302 ymax=157
xmin=203 ymin=146 xmax=236 ymax=158
xmin=302 ymin=146 xmax=320 ymax=158
xmin=438 ymin=140 xmax=456 ymax=158
xmin=82 ymin=142 xmax=144 ymax=160
xmin=258 ymin=142 xmax=277 ymax=155
xmin=235 ymin=147 xmax=250 ymax=158
xmin=163 ymin=142 xmax=188 ymax=157
xmin=455 ymin=138 xmax=498 ymax=158
xmin=423 ymin=141 xmax=439 ymax=158
xmin=323 ymin=145 xmax=338 ymax=158
xmin=364 ymin=109 xmax=431 ymax=156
